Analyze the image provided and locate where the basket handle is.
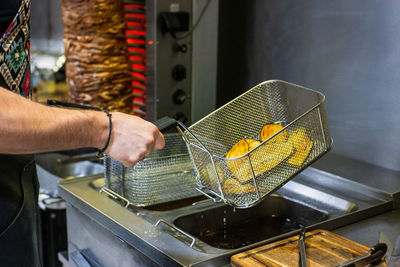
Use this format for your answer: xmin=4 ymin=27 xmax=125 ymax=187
xmin=154 ymin=117 xmax=210 ymax=153
xmin=153 ymin=116 xmax=178 ymax=132
xmin=47 ymin=99 xmax=102 ymax=111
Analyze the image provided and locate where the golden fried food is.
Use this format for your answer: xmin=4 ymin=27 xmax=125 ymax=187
xmin=201 ymin=163 xmax=225 ymax=188
xmin=225 ymin=139 xmax=249 ymax=182
xmin=287 ymin=127 xmax=313 ymax=167
xmin=222 ymin=178 xmax=256 ymax=195
xmin=233 ymin=142 xmax=294 ymax=183
xmin=245 ymin=139 xmax=261 ymax=151
xmin=226 ymin=139 xmax=249 ymax=159
xmin=225 ymin=135 xmax=294 ymax=183
xmin=260 ymin=124 xmax=288 ymax=143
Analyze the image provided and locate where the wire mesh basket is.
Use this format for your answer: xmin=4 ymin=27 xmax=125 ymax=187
xmin=179 ymin=80 xmax=332 ymax=208
xmin=104 ymin=133 xmax=200 ymax=207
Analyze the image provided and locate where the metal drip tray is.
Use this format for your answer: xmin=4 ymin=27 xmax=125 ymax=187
xmin=174 ymin=195 xmax=328 ymax=249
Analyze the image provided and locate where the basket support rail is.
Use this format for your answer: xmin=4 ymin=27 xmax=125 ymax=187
xmin=99 ymin=187 xmax=132 ymax=208
xmin=247 ymin=154 xmax=262 ymax=200
xmin=195 ymin=187 xmax=224 ymax=203
xmin=176 ymin=120 xmax=227 ymax=202
xmin=317 ymin=107 xmax=328 ymax=149
xmin=176 ymin=120 xmax=212 ymax=154
xmin=155 ymin=219 xmax=197 ymax=248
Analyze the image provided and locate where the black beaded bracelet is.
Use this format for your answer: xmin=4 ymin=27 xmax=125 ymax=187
xmin=96 ymin=110 xmax=112 ymax=157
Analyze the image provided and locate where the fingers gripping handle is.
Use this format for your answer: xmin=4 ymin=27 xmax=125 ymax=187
xmin=153 ymin=117 xmax=194 ymax=146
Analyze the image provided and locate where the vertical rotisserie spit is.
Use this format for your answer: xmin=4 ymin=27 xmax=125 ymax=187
xmin=61 ymin=0 xmax=133 ymax=113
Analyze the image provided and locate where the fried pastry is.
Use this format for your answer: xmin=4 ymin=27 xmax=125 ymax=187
xmin=245 ymin=139 xmax=261 ymax=151
xmin=287 ymin=127 xmax=313 ymax=167
xmin=260 ymin=124 xmax=288 ymax=143
xmin=234 ymin=142 xmax=294 ymax=183
xmin=222 ymin=178 xmax=255 ymax=195
xmin=226 ymin=139 xmax=248 ymax=159
xmin=200 ymin=162 xmax=225 ymax=188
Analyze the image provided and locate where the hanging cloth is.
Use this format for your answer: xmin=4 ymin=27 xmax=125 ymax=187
xmin=0 ymin=0 xmax=31 ymax=97
xmin=0 ymin=0 xmax=41 ymax=266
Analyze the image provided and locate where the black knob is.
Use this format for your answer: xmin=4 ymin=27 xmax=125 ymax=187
xmin=172 ymin=89 xmax=186 ymax=105
xmin=172 ymin=64 xmax=186 ymax=81
xmin=179 ymin=44 xmax=188 ymax=53
xmin=173 ymin=112 xmax=187 ymax=124
xmin=173 ymin=43 xmax=188 ymax=53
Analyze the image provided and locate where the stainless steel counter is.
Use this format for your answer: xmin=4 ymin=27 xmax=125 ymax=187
xmin=57 ymin=153 xmax=399 ymax=267
xmin=313 ymin=153 xmax=400 ymax=197
xmin=334 ymin=209 xmax=400 ymax=248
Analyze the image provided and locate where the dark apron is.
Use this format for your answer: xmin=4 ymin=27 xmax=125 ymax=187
xmin=0 ymin=0 xmax=41 ymax=266
xmin=0 ymin=155 xmax=41 ymax=266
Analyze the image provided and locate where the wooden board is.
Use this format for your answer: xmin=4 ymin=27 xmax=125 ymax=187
xmin=231 ymin=230 xmax=387 ymax=267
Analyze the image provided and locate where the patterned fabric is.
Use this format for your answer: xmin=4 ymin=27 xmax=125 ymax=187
xmin=0 ymin=0 xmax=31 ymax=98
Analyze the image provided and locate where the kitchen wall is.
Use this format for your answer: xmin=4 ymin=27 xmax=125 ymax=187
xmin=218 ymin=0 xmax=400 ymax=171
xmin=31 ymin=0 xmax=64 ymax=53
xmin=30 ymin=0 xmax=400 ymax=171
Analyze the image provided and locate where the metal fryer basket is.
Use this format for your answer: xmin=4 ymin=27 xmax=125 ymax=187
xmin=104 ymin=133 xmax=200 ymax=207
xmin=180 ymin=80 xmax=332 ymax=208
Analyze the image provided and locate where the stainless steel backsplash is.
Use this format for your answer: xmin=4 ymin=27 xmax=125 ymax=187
xmin=218 ymin=0 xmax=400 ymax=171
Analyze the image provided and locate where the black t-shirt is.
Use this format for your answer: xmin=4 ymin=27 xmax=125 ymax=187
xmin=0 ymin=0 xmax=22 ymax=37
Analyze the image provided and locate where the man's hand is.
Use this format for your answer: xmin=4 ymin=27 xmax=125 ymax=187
xmin=0 ymin=87 xmax=164 ymax=167
xmin=104 ymin=112 xmax=165 ymax=167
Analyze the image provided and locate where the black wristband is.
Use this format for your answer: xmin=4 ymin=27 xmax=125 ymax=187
xmin=96 ymin=110 xmax=112 ymax=157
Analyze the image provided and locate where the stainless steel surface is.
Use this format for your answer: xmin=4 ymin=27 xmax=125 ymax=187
xmin=36 ymin=153 xmax=103 ymax=179
xmin=65 ymin=203 xmax=163 ymax=267
xmin=156 ymin=219 xmax=197 ymax=248
xmin=146 ymin=0 xmax=193 ymax=123
xmin=218 ymin=0 xmax=400 ymax=172
xmin=69 ymin=250 xmax=92 ymax=267
xmin=386 ymin=234 xmax=400 ymax=267
xmin=59 ymin=157 xmax=395 ymax=266
xmin=35 ymin=153 xmax=104 ymax=195
xmin=146 ymin=0 xmax=219 ymax=123
xmin=104 ymin=133 xmax=200 ymax=207
xmin=99 ymin=187 xmax=132 ymax=208
xmin=191 ymin=0 xmax=218 ymax=122
xmin=313 ymin=153 xmax=400 ymax=196
xmin=183 ymin=80 xmax=332 ymax=208
xmin=334 ymin=209 xmax=400 ymax=248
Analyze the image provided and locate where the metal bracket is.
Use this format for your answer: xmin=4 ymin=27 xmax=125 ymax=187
xmin=155 ymin=219 xmax=197 ymax=248
xmin=195 ymin=187 xmax=223 ymax=203
xmin=99 ymin=187 xmax=132 ymax=208
xmin=70 ymin=250 xmax=92 ymax=267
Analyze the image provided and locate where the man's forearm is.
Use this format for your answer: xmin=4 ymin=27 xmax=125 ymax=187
xmin=0 ymin=87 xmax=108 ymax=154
xmin=0 ymin=86 xmax=165 ymax=167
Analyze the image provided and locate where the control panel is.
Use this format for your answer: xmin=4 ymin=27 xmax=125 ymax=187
xmin=146 ymin=0 xmax=193 ymax=124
